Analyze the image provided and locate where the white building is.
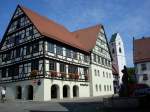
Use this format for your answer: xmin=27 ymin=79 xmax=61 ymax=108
xmin=134 ymin=37 xmax=150 ymax=86
xmin=109 ymin=33 xmax=126 ymax=84
xmin=0 ymin=5 xmax=114 ymax=101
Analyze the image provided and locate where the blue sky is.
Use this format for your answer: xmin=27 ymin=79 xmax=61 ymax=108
xmin=0 ymin=0 xmax=150 ymax=67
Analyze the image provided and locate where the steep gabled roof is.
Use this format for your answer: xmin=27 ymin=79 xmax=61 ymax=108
xmin=72 ymin=25 xmax=102 ymax=52
xmin=133 ymin=37 xmax=150 ymax=63
xmin=20 ymin=6 xmax=88 ymax=52
xmin=0 ymin=5 xmax=105 ymax=53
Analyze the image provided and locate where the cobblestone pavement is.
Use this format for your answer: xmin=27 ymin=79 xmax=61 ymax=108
xmin=0 ymin=96 xmax=149 ymax=112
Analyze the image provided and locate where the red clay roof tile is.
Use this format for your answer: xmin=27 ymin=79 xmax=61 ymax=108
xmin=72 ymin=25 xmax=102 ymax=52
xmin=133 ymin=37 xmax=150 ymax=63
xmin=20 ymin=5 xmax=102 ymax=53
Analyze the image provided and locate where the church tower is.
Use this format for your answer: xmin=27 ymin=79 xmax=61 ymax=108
xmin=109 ymin=33 xmax=126 ymax=84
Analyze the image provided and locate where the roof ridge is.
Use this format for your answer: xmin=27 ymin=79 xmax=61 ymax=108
xmin=72 ymin=24 xmax=102 ymax=33
xmin=18 ymin=5 xmax=102 ymax=52
xmin=20 ymin=5 xmax=71 ymax=32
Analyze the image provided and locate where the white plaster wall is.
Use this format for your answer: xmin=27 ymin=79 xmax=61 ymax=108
xmin=90 ymin=64 xmax=114 ymax=96
xmin=1 ymin=79 xmax=44 ymax=101
xmin=43 ymin=79 xmax=90 ymax=100
xmin=136 ymin=62 xmax=150 ymax=86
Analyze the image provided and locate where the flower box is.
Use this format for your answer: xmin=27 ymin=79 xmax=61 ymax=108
xmin=85 ymin=75 xmax=88 ymax=80
xmin=69 ymin=73 xmax=75 ymax=79
xmin=30 ymin=70 xmax=38 ymax=77
xmin=61 ymin=72 xmax=67 ymax=79
xmin=75 ymin=74 xmax=79 ymax=80
xmin=50 ymin=71 xmax=57 ymax=77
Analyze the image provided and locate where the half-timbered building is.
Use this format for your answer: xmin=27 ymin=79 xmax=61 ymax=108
xmin=0 ymin=5 xmax=114 ymax=101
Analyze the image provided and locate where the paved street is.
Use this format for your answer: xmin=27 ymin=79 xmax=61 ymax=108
xmin=0 ymin=97 xmax=103 ymax=112
xmin=0 ymin=96 xmax=149 ymax=112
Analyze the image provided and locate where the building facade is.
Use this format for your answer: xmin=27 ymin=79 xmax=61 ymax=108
xmin=112 ymin=65 xmax=119 ymax=94
xmin=109 ymin=33 xmax=126 ymax=84
xmin=0 ymin=5 xmax=114 ymax=101
xmin=133 ymin=37 xmax=150 ymax=86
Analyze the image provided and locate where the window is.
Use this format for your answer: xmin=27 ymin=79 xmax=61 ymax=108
xmin=98 ymin=56 xmax=101 ymax=64
xmin=31 ymin=60 xmax=39 ymax=70
xmin=96 ymin=85 xmax=98 ymax=92
xmin=6 ymin=51 xmax=11 ymax=61
xmin=48 ymin=43 xmax=54 ymax=53
xmin=84 ymin=55 xmax=88 ymax=62
xmin=68 ymin=65 xmax=78 ymax=74
xmin=2 ymin=68 xmax=6 ymax=78
xmin=103 ymin=71 xmax=105 ymax=77
xmin=93 ymin=54 xmax=96 ymax=62
xmin=107 ymin=85 xmax=109 ymax=91
xmin=60 ymin=63 xmax=66 ymax=73
xmin=105 ymin=59 xmax=107 ymax=66
xmin=112 ymin=48 xmax=115 ymax=54
xmin=23 ymin=63 xmax=31 ymax=75
xmin=15 ymin=35 xmax=21 ymax=44
xmin=99 ymin=85 xmax=101 ymax=91
xmin=106 ymin=72 xmax=108 ymax=78
xmin=2 ymin=53 xmax=6 ymax=62
xmin=56 ymin=45 xmax=63 ymax=55
xmin=14 ymin=65 xmax=19 ymax=76
xmin=95 ymin=70 xmax=97 ymax=76
xmin=29 ymin=29 xmax=33 ymax=36
xmin=143 ymin=74 xmax=148 ymax=80
xmin=98 ymin=70 xmax=100 ymax=76
xmin=141 ymin=63 xmax=147 ymax=71
xmin=101 ymin=58 xmax=104 ymax=65
xmin=49 ymin=60 xmax=56 ymax=71
xmin=16 ymin=20 xmax=20 ymax=29
xmin=16 ymin=48 xmax=21 ymax=58
xmin=119 ymin=47 xmax=122 ymax=53
xmin=72 ymin=51 xmax=77 ymax=59
xmin=109 ymin=73 xmax=111 ymax=78
xmin=26 ymin=45 xmax=31 ymax=55
xmin=110 ymin=85 xmax=112 ymax=91
xmin=8 ymin=67 xmax=14 ymax=77
xmin=84 ymin=68 xmax=88 ymax=75
xmin=11 ymin=50 xmax=15 ymax=59
xmin=104 ymin=85 xmax=106 ymax=91
xmin=32 ymin=43 xmax=39 ymax=53
xmin=108 ymin=61 xmax=111 ymax=67
xmin=66 ymin=48 xmax=72 ymax=58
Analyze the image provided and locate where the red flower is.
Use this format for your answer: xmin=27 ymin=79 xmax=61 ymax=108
xmin=61 ymin=72 xmax=66 ymax=78
xmin=69 ymin=74 xmax=75 ymax=79
xmin=75 ymin=74 xmax=79 ymax=80
xmin=51 ymin=71 xmax=57 ymax=77
xmin=85 ymin=75 xmax=88 ymax=80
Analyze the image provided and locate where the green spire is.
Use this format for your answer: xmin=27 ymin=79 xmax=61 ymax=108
xmin=110 ymin=33 xmax=118 ymax=42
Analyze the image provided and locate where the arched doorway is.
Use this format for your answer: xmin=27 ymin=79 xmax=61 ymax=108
xmin=63 ymin=85 xmax=70 ymax=98
xmin=27 ymin=85 xmax=33 ymax=100
xmin=73 ymin=85 xmax=79 ymax=97
xmin=16 ymin=86 xmax=22 ymax=99
xmin=51 ymin=84 xmax=59 ymax=99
